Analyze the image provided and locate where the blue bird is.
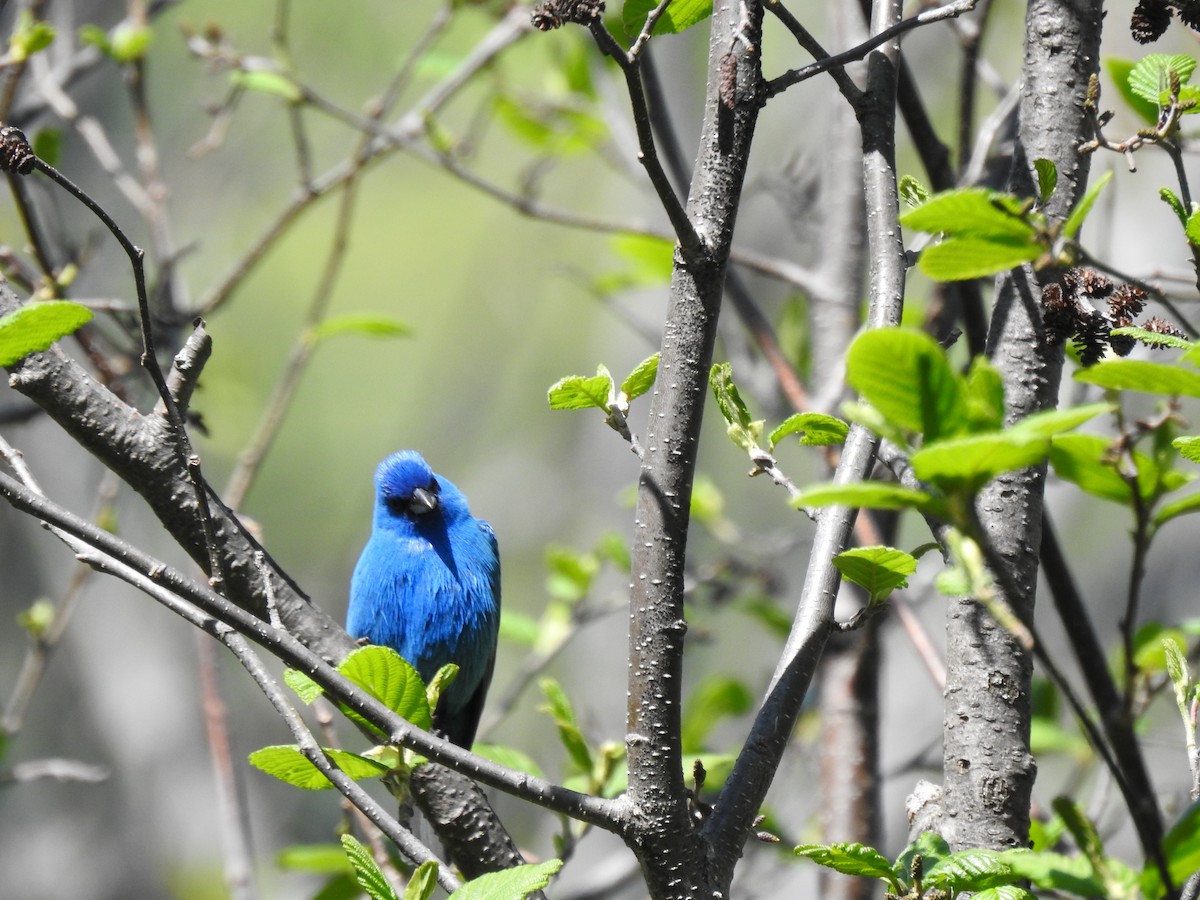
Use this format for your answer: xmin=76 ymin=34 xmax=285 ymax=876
xmin=347 ymin=451 xmax=500 ymax=748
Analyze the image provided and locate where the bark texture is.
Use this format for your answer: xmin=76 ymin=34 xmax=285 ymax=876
xmin=940 ymin=0 xmax=1103 ymax=852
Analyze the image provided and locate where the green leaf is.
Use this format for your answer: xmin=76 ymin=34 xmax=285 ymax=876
xmin=1161 ymin=186 xmax=1190 ymax=227
xmin=925 ymin=849 xmax=1019 ymax=892
xmin=10 ymin=12 xmax=55 ymax=62
xmin=498 ymin=610 xmax=540 ymax=645
xmin=899 ymin=174 xmax=931 ymax=208
xmin=918 ymin=237 xmax=1043 ymax=281
xmin=900 ymin=188 xmax=1038 ymax=240
xmin=341 ymin=834 xmax=400 ymax=900
xmin=620 ymin=353 xmax=660 ymax=401
xmin=248 ymin=746 xmax=390 ymax=790
xmin=1132 ymin=623 xmax=1186 ymax=674
xmin=970 ymin=887 xmax=1037 ymax=900
xmin=31 ymin=128 xmax=62 ymax=167
xmin=109 ymin=22 xmax=153 ymax=63
xmin=78 ymin=24 xmax=110 ymax=54
xmin=1142 ymin=799 xmax=1200 ymax=899
xmin=845 ymin=328 xmax=966 ymax=442
xmin=548 ymin=366 xmax=614 ymax=411
xmin=338 ymin=646 xmax=432 ymax=732
xmin=680 ymin=676 xmax=752 ymax=751
xmin=794 ymin=842 xmax=902 ymax=890
xmin=539 ymin=678 xmax=593 ymax=773
xmin=1155 ymin=487 xmax=1200 ymax=527
xmin=999 ymin=849 xmax=1106 ymax=896
xmin=1007 ymin=402 xmax=1112 ymax=439
xmin=1176 ymin=435 xmax=1200 ymax=463
xmin=277 ymin=843 xmax=355 ymax=875
xmin=231 ymin=69 xmax=302 ymax=102
xmin=893 ymin=832 xmax=952 ymax=885
xmin=769 ymin=412 xmax=849 ymax=448
xmin=1177 ymin=83 xmax=1200 ymax=113
xmin=1108 ymin=57 xmax=1161 ymax=126
xmin=1052 ymin=796 xmax=1108 ymax=879
xmin=1075 ymin=358 xmax=1200 ymax=398
xmin=16 ymin=598 xmax=55 ymax=639
xmin=0 ymin=301 xmax=93 ymax=366
xmin=492 ymin=94 xmax=606 ymax=156
xmin=1049 ymin=434 xmax=1130 ymax=503
xmin=1128 ymin=53 xmax=1197 ymax=105
xmin=709 ymin=362 xmax=754 ymax=430
xmin=449 ymin=859 xmax=562 ymax=899
xmin=963 ymin=357 xmax=1006 ymax=432
xmin=621 ymin=0 xmax=713 ymax=36
xmin=1187 ymin=208 xmax=1200 ymax=247
xmin=1030 ymin=715 xmax=1092 ymax=759
xmin=1034 ymin=159 xmax=1058 ymax=204
xmin=1110 ymin=325 xmax=1192 ymax=351
xmin=284 ymin=668 xmax=325 ymax=704
xmin=912 ymin=432 xmax=1050 ymax=493
xmin=405 ymin=861 xmax=438 ymax=900
xmin=545 ymin=543 xmax=599 ymax=601
xmin=832 ymin=547 xmax=918 ymax=604
xmin=796 ymin=481 xmax=945 ymax=516
xmin=1063 ymin=171 xmax=1113 ymax=239
xmin=613 ymin=234 xmax=674 ymax=284
xmin=310 ymin=315 xmax=411 ymax=343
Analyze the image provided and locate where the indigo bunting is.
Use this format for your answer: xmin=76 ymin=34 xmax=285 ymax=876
xmin=347 ymin=451 xmax=500 ymax=748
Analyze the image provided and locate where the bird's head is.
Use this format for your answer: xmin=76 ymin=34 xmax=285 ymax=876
xmin=375 ymin=450 xmax=443 ymax=520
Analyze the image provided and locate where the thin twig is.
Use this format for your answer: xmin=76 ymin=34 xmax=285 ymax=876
xmin=766 ymin=0 xmax=978 ymax=98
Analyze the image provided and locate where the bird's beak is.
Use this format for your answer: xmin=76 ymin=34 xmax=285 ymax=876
xmin=409 ymin=487 xmax=439 ymax=515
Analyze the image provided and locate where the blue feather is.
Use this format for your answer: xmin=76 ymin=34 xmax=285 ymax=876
xmin=347 ymin=451 xmax=500 ymax=748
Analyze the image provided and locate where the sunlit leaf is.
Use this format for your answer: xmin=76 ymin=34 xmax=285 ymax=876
xmin=0 ymin=301 xmax=93 ymax=366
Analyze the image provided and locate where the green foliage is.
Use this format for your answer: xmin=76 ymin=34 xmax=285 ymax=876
xmin=405 ymin=861 xmax=438 ymax=900
xmin=79 ymin=21 xmax=153 ymax=63
xmin=1160 ymin=186 xmax=1189 ymax=228
xmin=336 ymin=646 xmax=434 ymax=735
xmin=309 ymin=314 xmax=411 ymax=344
xmin=1063 ymin=171 xmax=1113 ymax=239
xmin=548 ymin=354 xmax=658 ymax=419
xmin=1075 ymin=358 xmax=1200 ymax=398
xmin=0 ymin=301 xmax=93 ymax=366
xmin=230 ymin=69 xmax=302 ymax=102
xmin=548 ymin=365 xmax=613 ymax=411
xmin=340 ymin=834 xmax=400 ymax=900
xmin=539 ymin=677 xmax=593 ymax=774
xmin=1107 ymin=58 xmax=1161 ymax=126
xmin=9 ymin=11 xmax=55 ymax=63
xmin=1127 ymin=53 xmax=1198 ymax=110
xmin=680 ymin=676 xmax=752 ymax=751
xmin=846 ymin=329 xmax=966 ymax=441
xmin=899 ymin=172 xmax=1112 ymax=280
xmin=492 ymin=94 xmax=607 ymax=156
xmin=709 ymin=361 xmax=762 ymax=450
xmin=1034 ymin=158 xmax=1058 ymax=205
xmin=592 ymin=234 xmax=674 ymax=294
xmin=247 ymin=745 xmax=390 ymax=790
xmin=769 ymin=412 xmax=849 ymax=447
xmin=621 ymin=0 xmax=713 ymax=37
xmin=450 ymin=859 xmax=562 ymax=899
xmin=1110 ymin=326 xmax=1192 ymax=351
xmin=31 ymin=128 xmax=62 ymax=167
xmin=899 ymin=188 xmax=1044 ymax=281
xmin=898 ymin=174 xmax=931 ymax=208
xmin=16 ymin=598 xmax=55 ymax=640
xmin=832 ymin=546 xmax=918 ymax=605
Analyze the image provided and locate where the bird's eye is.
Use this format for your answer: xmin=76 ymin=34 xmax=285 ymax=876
xmin=426 ymin=478 xmax=440 ymax=495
